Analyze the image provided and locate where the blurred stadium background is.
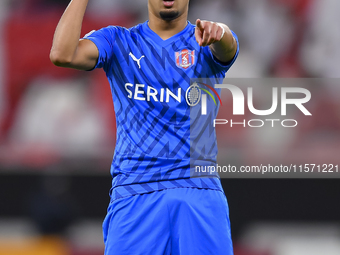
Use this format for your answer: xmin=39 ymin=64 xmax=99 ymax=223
xmin=0 ymin=0 xmax=340 ymax=254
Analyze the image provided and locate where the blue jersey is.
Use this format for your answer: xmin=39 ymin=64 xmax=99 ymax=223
xmin=84 ymin=21 xmax=239 ymax=201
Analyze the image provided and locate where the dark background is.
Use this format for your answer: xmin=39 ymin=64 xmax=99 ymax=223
xmin=1 ymin=172 xmax=339 ymax=241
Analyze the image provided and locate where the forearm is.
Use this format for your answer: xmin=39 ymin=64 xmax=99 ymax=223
xmin=50 ymin=0 xmax=89 ymax=65
xmin=209 ymin=23 xmax=237 ymax=63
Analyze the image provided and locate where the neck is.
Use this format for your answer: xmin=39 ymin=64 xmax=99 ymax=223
xmin=148 ymin=11 xmax=188 ymax=40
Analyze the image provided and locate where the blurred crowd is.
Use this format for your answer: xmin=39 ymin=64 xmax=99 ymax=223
xmin=3 ymin=0 xmax=340 ymax=76
xmin=0 ymin=1 xmax=340 ymax=255
xmin=0 ymin=0 xmax=339 ymax=168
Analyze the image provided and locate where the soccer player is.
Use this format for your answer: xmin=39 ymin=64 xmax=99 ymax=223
xmin=50 ymin=0 xmax=239 ymax=254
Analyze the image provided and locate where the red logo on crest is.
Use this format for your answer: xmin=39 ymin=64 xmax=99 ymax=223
xmin=175 ymin=49 xmax=195 ymax=69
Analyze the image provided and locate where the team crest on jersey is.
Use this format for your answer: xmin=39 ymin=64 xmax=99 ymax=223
xmin=175 ymin=49 xmax=195 ymax=69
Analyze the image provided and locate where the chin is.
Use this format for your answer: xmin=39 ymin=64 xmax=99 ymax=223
xmin=159 ymin=10 xmax=180 ymax=21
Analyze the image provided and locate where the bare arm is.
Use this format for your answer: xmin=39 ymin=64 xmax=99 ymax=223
xmin=209 ymin=23 xmax=237 ymax=63
xmin=50 ymin=0 xmax=99 ymax=70
xmin=195 ymin=19 xmax=237 ymax=63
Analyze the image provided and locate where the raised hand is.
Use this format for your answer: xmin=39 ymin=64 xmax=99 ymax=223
xmin=195 ymin=19 xmax=225 ymax=47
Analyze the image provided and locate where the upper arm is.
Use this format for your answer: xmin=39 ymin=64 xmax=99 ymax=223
xmin=51 ymin=26 xmax=117 ymax=71
xmin=65 ymin=39 xmax=99 ymax=71
xmin=80 ymin=26 xmax=118 ymax=70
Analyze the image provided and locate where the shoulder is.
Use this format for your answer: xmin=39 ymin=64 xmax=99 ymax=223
xmin=187 ymin=21 xmax=196 ymax=34
xmin=188 ymin=21 xmax=196 ymax=30
xmin=128 ymin=23 xmax=144 ymax=33
xmin=101 ymin=23 xmax=144 ymax=39
xmin=89 ymin=24 xmax=140 ymax=36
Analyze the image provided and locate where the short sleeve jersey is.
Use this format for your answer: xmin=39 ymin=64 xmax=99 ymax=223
xmin=84 ymin=21 xmax=239 ymax=201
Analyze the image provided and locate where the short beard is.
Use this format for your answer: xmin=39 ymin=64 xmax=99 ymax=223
xmin=159 ymin=10 xmax=179 ymax=21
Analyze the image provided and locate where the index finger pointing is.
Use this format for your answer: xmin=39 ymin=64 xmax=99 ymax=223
xmin=196 ymin=19 xmax=204 ymax=30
